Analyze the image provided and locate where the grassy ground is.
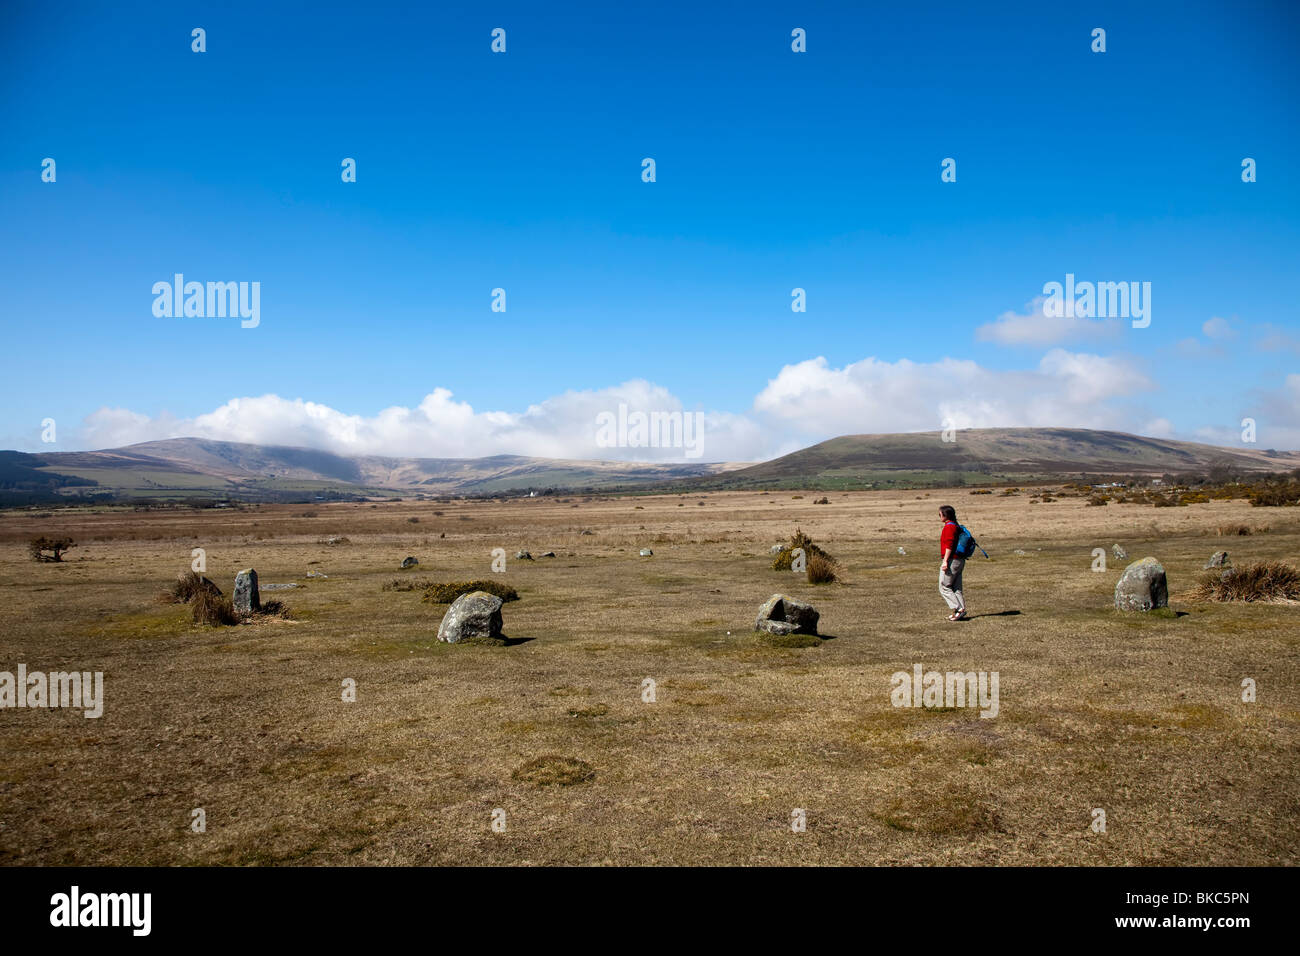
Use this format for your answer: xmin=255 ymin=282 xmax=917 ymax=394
xmin=0 ymin=489 xmax=1296 ymax=865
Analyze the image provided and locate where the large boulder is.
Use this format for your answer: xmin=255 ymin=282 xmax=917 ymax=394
xmin=233 ymin=569 xmax=260 ymax=615
xmin=1114 ymin=557 xmax=1169 ymax=612
xmin=754 ymin=594 xmax=819 ymax=636
xmin=437 ymin=590 xmax=505 ymax=644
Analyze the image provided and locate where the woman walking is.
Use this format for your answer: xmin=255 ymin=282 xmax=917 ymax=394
xmin=938 ymin=505 xmax=968 ymax=621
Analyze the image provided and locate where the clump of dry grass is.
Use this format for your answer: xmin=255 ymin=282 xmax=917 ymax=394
xmin=257 ymin=599 xmax=292 ymax=619
xmin=168 ymin=569 xmax=221 ymax=603
xmin=512 ymin=755 xmax=595 ymax=786
xmin=1192 ymin=561 xmax=1300 ymax=603
xmin=420 ymin=580 xmax=519 ymax=604
xmin=192 ymin=588 xmax=239 ymax=625
xmin=806 ymin=551 xmax=838 ymax=584
xmin=382 ymin=577 xmax=431 ymax=592
xmin=1217 ymin=523 xmax=1252 ymax=536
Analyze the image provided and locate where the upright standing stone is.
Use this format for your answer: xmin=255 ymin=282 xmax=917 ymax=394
xmin=1114 ymin=557 xmax=1168 ymax=612
xmin=437 ymin=591 xmax=504 ymax=644
xmin=233 ymin=568 xmax=260 ymax=615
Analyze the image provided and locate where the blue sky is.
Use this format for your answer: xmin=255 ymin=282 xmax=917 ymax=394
xmin=2 ymin=0 xmax=1298 ymax=460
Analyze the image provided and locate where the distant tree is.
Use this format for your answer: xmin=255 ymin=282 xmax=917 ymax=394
xmin=29 ymin=536 xmax=74 ymax=562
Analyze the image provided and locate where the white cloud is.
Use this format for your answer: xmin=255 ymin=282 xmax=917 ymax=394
xmin=751 ymin=349 xmax=1153 ymax=439
xmin=975 ymin=296 xmax=1122 ymax=347
xmin=81 ymin=384 xmax=767 ymax=463
xmin=81 ymin=351 xmax=1300 ymax=461
xmin=1255 ymin=324 xmax=1300 ymax=354
xmin=1202 ymin=316 xmax=1237 ymax=340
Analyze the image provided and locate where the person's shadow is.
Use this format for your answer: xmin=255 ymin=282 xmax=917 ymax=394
xmin=963 ymin=610 xmax=1021 ymax=620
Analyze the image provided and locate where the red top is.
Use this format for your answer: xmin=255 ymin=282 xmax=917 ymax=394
xmin=940 ymin=520 xmax=958 ymax=558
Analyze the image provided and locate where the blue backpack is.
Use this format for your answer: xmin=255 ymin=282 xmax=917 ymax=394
xmin=953 ymin=525 xmax=980 ymax=559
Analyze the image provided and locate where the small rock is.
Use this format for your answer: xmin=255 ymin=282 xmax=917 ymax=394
xmin=1205 ymin=551 xmax=1230 ymax=569
xmin=540 ymin=551 xmax=556 ymax=558
xmin=579 ymin=530 xmax=594 ymax=536
xmin=233 ymin=569 xmax=260 ymax=615
xmin=754 ymin=594 xmax=819 ymax=635
xmin=640 ymin=548 xmax=653 ymax=557
xmin=897 ymin=547 xmax=907 ymax=556
xmin=306 ymin=570 xmax=328 ymax=579
xmin=770 ymin=544 xmax=787 ymax=555
xmin=261 ymin=582 xmax=298 ymax=592
xmin=401 ymin=556 xmax=419 ymax=569
xmin=515 ymin=550 xmax=533 ymax=560
xmin=1112 ymin=544 xmax=1128 ymax=561
xmin=1014 ymin=549 xmax=1027 ymax=556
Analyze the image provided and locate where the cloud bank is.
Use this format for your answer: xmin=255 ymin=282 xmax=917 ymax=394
xmin=74 ymin=348 xmax=1181 ymax=461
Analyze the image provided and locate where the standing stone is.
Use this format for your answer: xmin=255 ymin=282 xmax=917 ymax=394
xmin=437 ymin=591 xmax=504 ymax=644
xmin=1112 ymin=544 xmax=1128 ymax=561
xmin=1205 ymin=551 xmax=1230 ymax=569
xmin=754 ymin=593 xmax=819 ymax=635
xmin=233 ymin=569 xmax=260 ymax=615
xmin=1114 ymin=557 xmax=1169 ymax=612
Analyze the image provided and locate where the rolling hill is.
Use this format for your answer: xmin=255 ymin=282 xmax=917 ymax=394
xmin=688 ymin=428 xmax=1300 ymax=490
xmin=6 ymin=429 xmax=1299 ymax=502
xmin=7 ymin=438 xmax=739 ymax=500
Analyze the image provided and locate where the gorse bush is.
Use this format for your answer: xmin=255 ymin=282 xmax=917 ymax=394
xmin=1193 ymin=562 xmax=1300 ymax=603
xmin=420 ymin=580 xmax=520 ymax=604
xmin=772 ymin=528 xmax=833 ymax=571
xmin=28 ymin=536 xmax=74 ymax=562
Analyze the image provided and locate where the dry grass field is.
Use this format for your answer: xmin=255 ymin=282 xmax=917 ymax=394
xmin=1 ymin=489 xmax=1297 ymax=866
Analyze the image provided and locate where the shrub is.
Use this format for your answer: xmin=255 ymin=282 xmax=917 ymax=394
xmin=420 ymin=580 xmax=520 ymax=604
xmin=169 ymin=570 xmax=221 ymax=603
xmin=969 ymin=489 xmax=992 ymax=495
xmin=814 ymin=497 xmax=830 ymax=505
xmin=192 ymin=588 xmax=239 ymax=625
xmin=1086 ymin=495 xmax=1109 ymax=506
xmin=1192 ymin=562 xmax=1300 ymax=603
xmin=772 ymin=528 xmax=834 ymax=571
xmin=1250 ymin=488 xmax=1300 ymax=507
xmin=28 ymin=536 xmax=74 ymax=562
xmin=807 ymin=552 xmax=838 ymax=584
xmin=1216 ymin=524 xmax=1252 ymax=536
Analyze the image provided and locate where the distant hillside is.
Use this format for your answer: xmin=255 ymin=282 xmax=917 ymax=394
xmin=17 ymin=438 xmax=739 ymax=500
xmin=8 ymin=429 xmax=1298 ymax=503
xmin=687 ymin=428 xmax=1300 ymax=490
